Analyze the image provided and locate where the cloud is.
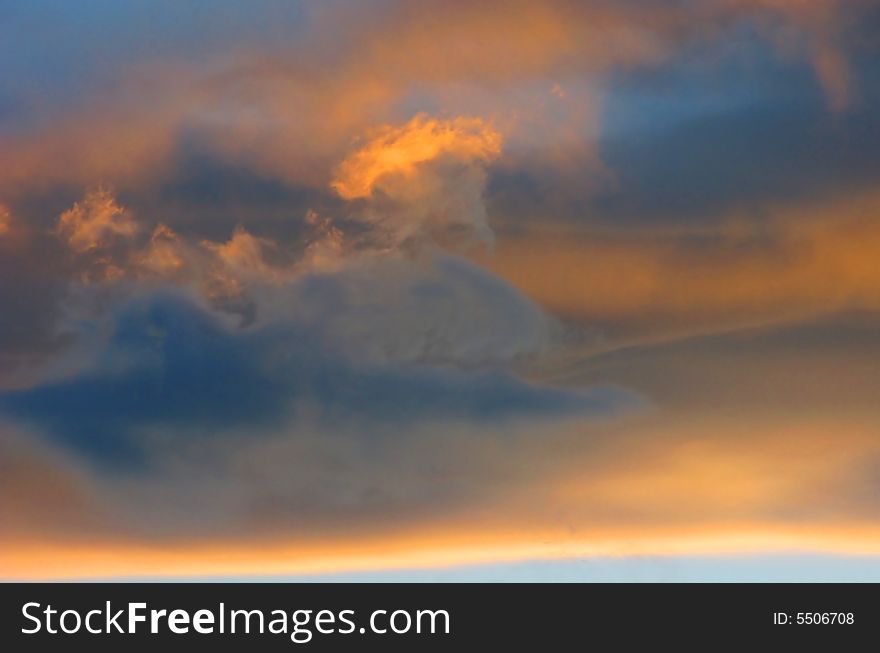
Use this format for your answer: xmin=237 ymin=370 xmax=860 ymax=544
xmin=332 ymin=114 xmax=502 ymax=248
xmin=0 ymin=0 xmax=869 ymax=200
xmin=0 ymin=285 xmax=626 ymax=460
xmin=483 ymin=189 xmax=880 ymax=342
xmin=0 ymin=1 xmax=878 ymax=578
xmin=725 ymin=0 xmax=865 ymax=111
xmin=0 ymin=287 xmax=637 ymax=550
xmin=0 ymin=111 xmax=638 ymax=543
xmin=56 ymin=188 xmax=139 ymax=254
xmin=5 ymin=396 xmax=880 ymax=575
xmin=33 ymin=114 xmax=564 ymax=368
xmin=266 ymin=253 xmax=563 ymax=366
xmin=0 ymin=114 xmax=636 ymax=545
xmin=332 ymin=115 xmax=501 ymax=200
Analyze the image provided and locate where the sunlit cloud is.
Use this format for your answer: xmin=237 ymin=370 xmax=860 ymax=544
xmin=332 ymin=114 xmax=502 ymax=248
xmin=332 ymin=115 xmax=501 ymax=200
xmin=57 ymin=187 xmax=139 ymax=255
xmin=484 ymin=189 xmax=880 ymax=341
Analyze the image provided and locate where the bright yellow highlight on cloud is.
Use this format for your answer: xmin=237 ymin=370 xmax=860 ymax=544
xmin=331 ymin=114 xmax=502 ymax=200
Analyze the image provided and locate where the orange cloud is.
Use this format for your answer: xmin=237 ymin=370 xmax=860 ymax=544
xmin=482 ymin=190 xmax=880 ymax=340
xmin=56 ymin=187 xmax=138 ymax=253
xmin=332 ymin=114 xmax=501 ymax=200
xmin=134 ymin=223 xmax=188 ymax=277
xmin=331 ymin=114 xmax=504 ymax=248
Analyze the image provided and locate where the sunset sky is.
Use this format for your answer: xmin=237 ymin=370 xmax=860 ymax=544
xmin=1 ymin=0 xmax=880 ymax=581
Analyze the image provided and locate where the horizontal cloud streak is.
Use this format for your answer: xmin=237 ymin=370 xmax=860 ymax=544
xmin=485 ymin=190 xmax=880 ymax=340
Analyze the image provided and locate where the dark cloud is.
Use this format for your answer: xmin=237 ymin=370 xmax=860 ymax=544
xmin=0 ymin=290 xmax=635 ymax=466
xmin=486 ymin=25 xmax=880 ymax=228
xmin=594 ymin=61 xmax=880 ymax=224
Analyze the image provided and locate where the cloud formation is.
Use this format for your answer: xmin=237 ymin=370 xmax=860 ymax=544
xmin=0 ymin=108 xmax=636 ymax=559
xmin=1 ymin=0 xmax=879 ymax=579
xmin=332 ymin=115 xmax=501 ymax=201
xmin=56 ymin=187 xmax=139 ymax=254
xmin=1 ymin=292 xmax=618 ymax=465
xmin=332 ymin=114 xmax=502 ymax=248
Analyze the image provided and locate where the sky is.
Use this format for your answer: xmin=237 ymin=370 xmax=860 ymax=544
xmin=1 ymin=0 xmax=880 ymax=581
